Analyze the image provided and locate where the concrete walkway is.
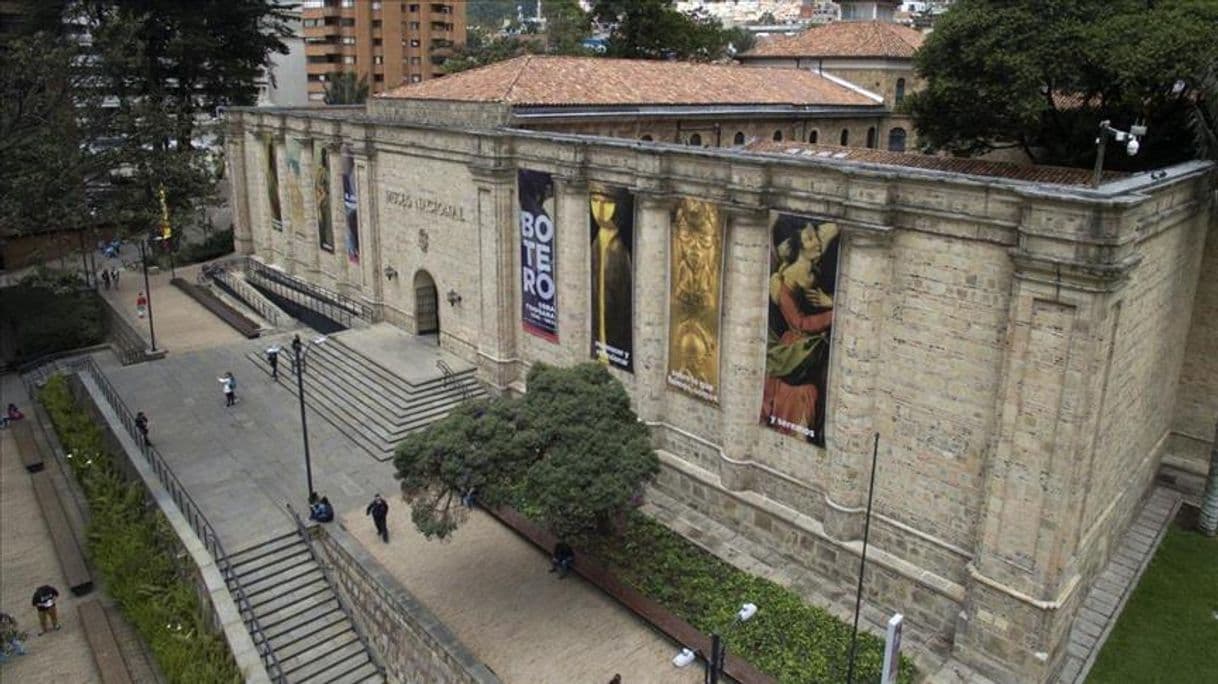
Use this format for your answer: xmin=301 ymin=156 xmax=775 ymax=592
xmin=0 ymin=377 xmax=99 ymax=683
xmin=84 ymin=296 xmax=700 ymax=684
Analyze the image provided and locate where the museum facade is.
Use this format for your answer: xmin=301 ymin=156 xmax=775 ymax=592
xmin=223 ymin=78 xmax=1216 ymax=682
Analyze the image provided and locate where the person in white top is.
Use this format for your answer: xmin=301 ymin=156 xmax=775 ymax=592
xmin=218 ymin=372 xmax=237 ymax=407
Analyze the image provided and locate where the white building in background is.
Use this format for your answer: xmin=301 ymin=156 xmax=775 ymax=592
xmin=674 ymin=0 xmax=807 ymax=27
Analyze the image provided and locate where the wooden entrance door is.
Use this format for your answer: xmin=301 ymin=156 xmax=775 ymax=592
xmin=414 ymin=270 xmax=439 ymax=335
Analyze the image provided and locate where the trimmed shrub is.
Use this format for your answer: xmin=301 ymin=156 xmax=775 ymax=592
xmin=173 ymin=229 xmax=234 ymax=266
xmin=1 ymin=278 xmax=104 ymax=364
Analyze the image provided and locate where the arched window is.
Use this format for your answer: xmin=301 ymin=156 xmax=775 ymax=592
xmin=772 ymin=129 xmax=784 ymax=141
xmin=895 ymin=78 xmax=906 ymax=105
xmin=866 ymin=126 xmax=877 ymax=149
xmin=688 ymin=133 xmax=702 ymax=146
xmin=887 ymin=127 xmax=907 ymax=152
xmin=733 ymin=131 xmax=745 ymax=145
xmin=640 ymin=134 xmax=653 ymax=141
xmin=808 ymin=130 xmax=819 ymax=144
xmin=840 ymin=129 xmax=849 ymax=146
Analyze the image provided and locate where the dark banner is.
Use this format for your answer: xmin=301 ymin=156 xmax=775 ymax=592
xmin=760 ymin=214 xmax=840 ymax=446
xmin=286 ymin=138 xmax=304 ymax=232
xmin=519 ymin=169 xmax=558 ymax=341
xmin=341 ymin=147 xmax=360 ymax=264
xmin=313 ymin=141 xmax=333 ymax=251
xmin=589 ymin=184 xmax=634 ymax=371
xmin=266 ymin=138 xmax=282 ymax=231
xmin=666 ymin=198 xmax=724 ymax=403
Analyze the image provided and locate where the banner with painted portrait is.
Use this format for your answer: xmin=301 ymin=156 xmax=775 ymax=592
xmin=341 ymin=147 xmax=359 ymax=264
xmin=266 ymin=138 xmax=282 ymax=231
xmin=760 ymin=214 xmax=841 ymax=447
xmin=285 ymin=139 xmax=305 ymax=232
xmin=589 ymin=184 xmax=634 ymax=371
xmin=313 ymin=141 xmax=333 ymax=251
xmin=519 ymin=169 xmax=558 ymax=341
xmin=666 ymin=198 xmax=724 ymax=403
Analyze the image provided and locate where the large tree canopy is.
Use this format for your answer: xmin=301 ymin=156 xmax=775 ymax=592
xmin=394 ymin=363 xmax=660 ymax=540
xmin=905 ymin=0 xmax=1218 ymax=169
xmin=591 ymin=0 xmax=745 ymax=61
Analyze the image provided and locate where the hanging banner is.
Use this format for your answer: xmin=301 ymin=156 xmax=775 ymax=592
xmin=285 ymin=138 xmax=305 ymax=232
xmin=666 ymin=198 xmax=724 ymax=403
xmin=266 ymin=138 xmax=282 ymax=231
xmin=589 ymin=184 xmax=634 ymax=371
xmin=341 ymin=147 xmax=360 ymax=264
xmin=760 ymin=213 xmax=840 ymax=446
xmin=313 ymin=141 xmax=333 ymax=251
xmin=519 ymin=169 xmax=558 ymax=342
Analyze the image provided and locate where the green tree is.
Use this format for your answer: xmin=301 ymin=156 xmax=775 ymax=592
xmin=905 ymin=0 xmax=1218 ymax=169
xmin=394 ymin=363 xmax=660 ymax=540
xmin=443 ymin=28 xmax=538 ymax=75
xmin=592 ymin=0 xmax=741 ymax=61
xmin=323 ymin=70 xmax=370 ymax=105
xmin=543 ymin=0 xmax=593 ymax=55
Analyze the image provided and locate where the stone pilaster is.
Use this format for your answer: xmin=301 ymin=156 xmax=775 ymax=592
xmin=295 ymin=139 xmax=322 ymax=282
xmin=470 ymin=161 xmax=521 ymax=390
xmin=224 ymin=119 xmax=253 ymax=255
xmin=717 ymin=207 xmax=770 ymax=491
xmin=554 ymin=173 xmax=590 ymax=365
xmin=823 ymin=225 xmax=893 ymax=540
xmin=633 ymin=193 xmax=673 ymax=422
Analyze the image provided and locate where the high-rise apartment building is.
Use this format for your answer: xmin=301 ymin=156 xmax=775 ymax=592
xmin=302 ymin=0 xmax=465 ymax=102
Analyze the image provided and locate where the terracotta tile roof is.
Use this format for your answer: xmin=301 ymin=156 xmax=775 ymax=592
xmin=745 ymin=141 xmax=1128 ymax=186
xmin=742 ymin=20 xmax=925 ymax=59
xmin=378 ymin=55 xmax=881 ymax=108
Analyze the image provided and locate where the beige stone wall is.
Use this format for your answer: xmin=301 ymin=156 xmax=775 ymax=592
xmin=224 ymin=108 xmax=1217 ymax=684
xmin=523 ymin=116 xmax=900 ymax=150
xmin=1169 ymin=210 xmax=1218 ymax=481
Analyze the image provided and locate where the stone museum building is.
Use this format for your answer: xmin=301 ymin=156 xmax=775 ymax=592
xmin=223 ymin=54 xmax=1217 ymax=683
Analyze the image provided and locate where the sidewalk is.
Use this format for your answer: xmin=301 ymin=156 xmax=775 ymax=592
xmin=0 ymin=376 xmax=99 ymax=682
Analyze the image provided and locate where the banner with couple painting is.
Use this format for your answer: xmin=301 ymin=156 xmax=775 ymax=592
xmin=761 ymin=213 xmax=840 ymax=447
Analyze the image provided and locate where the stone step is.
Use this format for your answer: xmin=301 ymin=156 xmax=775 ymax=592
xmin=279 ymin=633 xmax=372 ymax=682
xmin=312 ymin=338 xmax=480 ymax=409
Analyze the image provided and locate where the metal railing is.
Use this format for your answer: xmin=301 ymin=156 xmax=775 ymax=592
xmin=209 ymin=268 xmax=281 ymax=327
xmin=22 ymin=357 xmax=285 ymax=683
xmin=243 ymin=258 xmax=375 ymax=323
xmin=436 ymin=359 xmax=475 ymax=401
xmin=284 ymin=504 xmax=386 ymax=679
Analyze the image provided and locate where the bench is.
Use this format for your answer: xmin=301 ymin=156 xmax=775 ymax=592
xmin=30 ymin=470 xmax=93 ymax=595
xmin=77 ymin=599 xmax=134 ymax=684
xmin=488 ymin=506 xmax=777 ymax=684
xmin=11 ymin=420 xmax=44 ymax=472
xmin=171 ymin=277 xmax=262 ymax=338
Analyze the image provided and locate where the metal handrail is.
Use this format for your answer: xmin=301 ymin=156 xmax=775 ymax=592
xmin=210 ymin=269 xmax=281 ymax=326
xmin=243 ymin=258 xmax=374 ymax=322
xmin=436 ymin=359 xmax=474 ymax=401
xmin=22 ymin=357 xmax=285 ymax=683
xmin=283 ymin=504 xmax=386 ymax=678
xmin=245 ymin=268 xmax=353 ymax=329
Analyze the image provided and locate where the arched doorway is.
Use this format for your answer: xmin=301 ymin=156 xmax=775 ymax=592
xmin=414 ymin=270 xmax=439 ymax=336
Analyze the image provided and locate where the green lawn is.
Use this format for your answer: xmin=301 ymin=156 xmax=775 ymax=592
xmin=1087 ymin=525 xmax=1218 ymax=683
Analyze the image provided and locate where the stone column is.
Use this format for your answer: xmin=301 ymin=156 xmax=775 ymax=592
xmin=470 ymin=161 xmax=521 ymax=390
xmin=224 ymin=120 xmax=253 ymax=255
xmin=554 ymin=173 xmax=590 ymax=364
xmin=633 ymin=193 xmax=673 ymax=422
xmin=717 ymin=207 xmax=770 ymax=491
xmin=823 ymin=226 xmax=893 ymax=541
xmin=296 ymin=139 xmax=322 ymax=281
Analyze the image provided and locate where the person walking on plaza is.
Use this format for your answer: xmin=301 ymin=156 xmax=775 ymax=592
xmin=100 ymin=269 xmax=111 ymax=290
xmin=135 ymin=291 xmax=147 ymax=318
xmin=0 ymin=612 xmax=28 ymax=661
xmin=218 ymin=372 xmax=237 ymax=407
xmin=30 ymin=585 xmax=60 ymax=634
xmin=111 ymin=267 xmax=120 ymax=289
xmin=266 ymin=345 xmax=281 ymax=380
xmin=134 ymin=411 xmax=150 ymax=446
xmin=366 ymin=494 xmax=389 ymax=543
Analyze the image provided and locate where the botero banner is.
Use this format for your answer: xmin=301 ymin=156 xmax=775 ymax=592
xmin=266 ymin=138 xmax=282 ymax=231
xmin=589 ymin=184 xmax=634 ymax=372
xmin=666 ymin=198 xmax=724 ymax=403
xmin=519 ymin=169 xmax=558 ymax=342
xmin=761 ymin=214 xmax=840 ymax=447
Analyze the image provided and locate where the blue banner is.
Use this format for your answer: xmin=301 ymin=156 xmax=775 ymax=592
xmin=519 ymin=169 xmax=558 ymax=342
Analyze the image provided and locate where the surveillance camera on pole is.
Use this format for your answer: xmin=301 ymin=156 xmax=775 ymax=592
xmin=1092 ymin=119 xmax=1148 ymax=188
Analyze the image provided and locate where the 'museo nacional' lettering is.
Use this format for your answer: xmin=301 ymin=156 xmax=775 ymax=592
xmin=384 ymin=190 xmax=466 ymax=221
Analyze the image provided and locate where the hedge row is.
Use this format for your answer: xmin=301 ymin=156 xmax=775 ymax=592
xmin=1 ymin=274 xmax=105 ymax=365
xmin=39 ymin=375 xmax=241 ymax=683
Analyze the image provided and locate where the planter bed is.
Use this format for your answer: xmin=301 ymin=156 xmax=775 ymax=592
xmin=170 ymin=277 xmax=260 ymax=338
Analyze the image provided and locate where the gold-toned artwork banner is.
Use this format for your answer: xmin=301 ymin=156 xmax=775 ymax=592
xmin=666 ymin=198 xmax=724 ymax=403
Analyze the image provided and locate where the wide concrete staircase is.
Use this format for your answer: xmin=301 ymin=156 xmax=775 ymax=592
xmin=227 ymin=531 xmax=383 ymax=684
xmin=246 ymin=335 xmax=486 ymax=460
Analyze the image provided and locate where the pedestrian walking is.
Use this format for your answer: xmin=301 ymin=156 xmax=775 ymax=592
xmin=136 ymin=291 xmax=148 ymax=318
xmin=217 ymin=372 xmax=237 ymax=407
xmin=265 ymin=345 xmax=281 ymax=380
xmin=111 ymin=267 xmax=120 ymax=289
xmin=30 ymin=586 xmax=60 ymax=634
xmin=366 ymin=494 xmax=389 ymax=543
xmin=0 ymin=612 xmax=28 ymax=662
xmin=549 ymin=541 xmax=575 ymax=578
xmin=100 ymin=269 xmax=111 ymax=290
xmin=134 ymin=411 xmax=150 ymax=446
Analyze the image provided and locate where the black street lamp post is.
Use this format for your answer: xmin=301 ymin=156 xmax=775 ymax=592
xmin=135 ymin=239 xmax=158 ymax=352
xmin=291 ymin=334 xmax=327 ymax=499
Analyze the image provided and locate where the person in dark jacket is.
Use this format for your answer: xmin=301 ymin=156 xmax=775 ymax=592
xmin=549 ymin=541 xmax=575 ymax=578
xmin=134 ymin=411 xmax=150 ymax=446
xmin=310 ymin=495 xmax=334 ymax=523
xmin=30 ymin=585 xmax=60 ymax=634
xmin=365 ymin=494 xmax=389 ymax=542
